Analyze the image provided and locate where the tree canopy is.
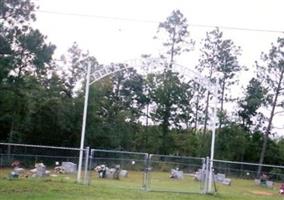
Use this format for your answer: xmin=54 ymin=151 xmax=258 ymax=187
xmin=1 ymin=3 xmax=284 ymax=168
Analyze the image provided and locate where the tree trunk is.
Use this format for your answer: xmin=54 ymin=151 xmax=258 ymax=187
xmin=169 ymin=29 xmax=176 ymax=67
xmin=144 ymin=102 xmax=149 ymax=151
xmin=203 ymin=91 xmax=210 ymax=134
xmin=219 ymin=79 xmax=226 ymax=129
xmin=257 ymin=70 xmax=284 ymax=177
xmin=8 ymin=80 xmax=21 ymax=158
xmin=160 ymin=107 xmax=170 ymax=155
xmin=7 ymin=120 xmax=15 ymax=160
xmin=194 ymin=94 xmax=199 ymax=133
xmin=203 ymin=65 xmax=214 ymax=134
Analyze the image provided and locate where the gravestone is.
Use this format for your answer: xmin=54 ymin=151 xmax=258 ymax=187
xmin=119 ymin=170 xmax=128 ymax=177
xmin=194 ymin=168 xmax=205 ymax=181
xmin=62 ymin=162 xmax=77 ymax=173
xmin=255 ymin=179 xmax=261 ymax=185
xmin=255 ymin=179 xmax=274 ymax=188
xmin=35 ymin=163 xmax=46 ymax=177
xmin=266 ymin=181 xmax=273 ymax=188
xmin=215 ymin=173 xmax=231 ymax=185
xmin=215 ymin=173 xmax=226 ymax=182
xmin=170 ymin=169 xmax=184 ymax=180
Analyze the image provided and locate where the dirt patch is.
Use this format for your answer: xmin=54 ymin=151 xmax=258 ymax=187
xmin=251 ymin=191 xmax=274 ymax=196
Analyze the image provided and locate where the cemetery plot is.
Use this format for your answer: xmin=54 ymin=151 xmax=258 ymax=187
xmin=0 ymin=143 xmax=87 ymax=183
xmin=90 ymin=149 xmax=148 ymax=190
xmin=148 ymin=154 xmax=205 ymax=193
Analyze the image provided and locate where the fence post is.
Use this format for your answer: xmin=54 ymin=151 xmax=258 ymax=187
xmin=147 ymin=154 xmax=153 ymax=191
xmin=87 ymin=149 xmax=95 ymax=185
xmin=83 ymin=147 xmax=90 ymax=184
xmin=143 ymin=153 xmax=149 ymax=191
xmin=200 ymin=158 xmax=206 ymax=194
xmin=204 ymin=156 xmax=210 ymax=194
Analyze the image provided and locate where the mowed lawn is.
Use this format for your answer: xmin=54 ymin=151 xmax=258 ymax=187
xmin=0 ymin=170 xmax=283 ymax=200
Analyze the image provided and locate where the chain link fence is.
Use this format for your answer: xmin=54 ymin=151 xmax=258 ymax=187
xmin=0 ymin=143 xmax=89 ymax=183
xmin=147 ymin=154 xmax=206 ymax=193
xmin=212 ymin=159 xmax=284 ymax=191
xmin=4 ymin=142 xmax=283 ymax=195
xmin=89 ymin=149 xmax=148 ymax=190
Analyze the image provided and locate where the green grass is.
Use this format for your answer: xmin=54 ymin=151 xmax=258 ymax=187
xmin=149 ymin=172 xmax=201 ymax=192
xmin=0 ymin=170 xmax=283 ymax=200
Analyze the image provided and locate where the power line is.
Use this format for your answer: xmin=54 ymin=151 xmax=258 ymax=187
xmin=190 ymin=24 xmax=284 ymax=34
xmin=38 ymin=10 xmax=157 ymax=24
xmin=37 ymin=9 xmax=284 ymax=34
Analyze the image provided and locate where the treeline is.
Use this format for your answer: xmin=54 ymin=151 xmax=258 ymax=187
xmin=1 ymin=1 xmax=284 ymax=168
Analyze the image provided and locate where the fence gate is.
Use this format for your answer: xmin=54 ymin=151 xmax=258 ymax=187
xmin=147 ymin=154 xmax=207 ymax=193
xmin=89 ymin=149 xmax=148 ymax=190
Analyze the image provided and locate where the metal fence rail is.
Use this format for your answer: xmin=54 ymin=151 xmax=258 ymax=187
xmin=213 ymin=159 xmax=284 ymax=181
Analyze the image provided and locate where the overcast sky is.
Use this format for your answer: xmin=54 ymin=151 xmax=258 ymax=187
xmin=33 ymin=0 xmax=284 ymax=135
xmin=34 ymin=0 xmax=284 ymax=62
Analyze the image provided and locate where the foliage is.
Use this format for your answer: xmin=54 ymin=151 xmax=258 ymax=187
xmin=197 ymin=28 xmax=242 ymax=130
xmin=256 ymin=37 xmax=284 ymax=175
xmin=1 ymin=2 xmax=284 ymax=168
xmin=151 ymin=10 xmax=195 ymax=154
xmin=157 ymin=9 xmax=194 ymax=64
xmin=238 ymin=78 xmax=267 ymax=130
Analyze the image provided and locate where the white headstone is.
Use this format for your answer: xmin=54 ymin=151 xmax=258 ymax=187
xmin=62 ymin=162 xmax=77 ymax=173
xmin=266 ymin=181 xmax=273 ymax=188
xmin=170 ymin=169 xmax=184 ymax=180
xmin=119 ymin=170 xmax=128 ymax=177
xmin=35 ymin=163 xmax=46 ymax=177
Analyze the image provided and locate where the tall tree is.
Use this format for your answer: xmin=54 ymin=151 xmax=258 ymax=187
xmin=238 ymin=78 xmax=267 ymax=130
xmin=256 ymin=37 xmax=284 ymax=176
xmin=197 ymin=28 xmax=241 ymax=132
xmin=157 ymin=9 xmax=194 ymax=66
xmin=215 ymin=124 xmax=249 ymax=161
xmin=191 ymin=82 xmax=206 ymax=132
xmin=217 ymin=34 xmax=241 ymax=129
xmin=150 ymin=72 xmax=193 ymax=154
xmin=152 ymin=10 xmax=194 ymax=154
xmin=140 ymin=54 xmax=156 ymax=150
xmin=0 ymin=0 xmax=39 ymax=81
xmin=197 ymin=28 xmax=220 ymax=134
xmin=87 ymin=65 xmax=146 ymax=150
xmin=0 ymin=0 xmax=36 ymax=85
xmin=6 ymin=28 xmax=55 ymax=143
xmin=60 ymin=42 xmax=94 ymax=97
xmin=0 ymin=0 xmax=56 ymax=146
xmin=0 ymin=0 xmax=36 ymax=25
